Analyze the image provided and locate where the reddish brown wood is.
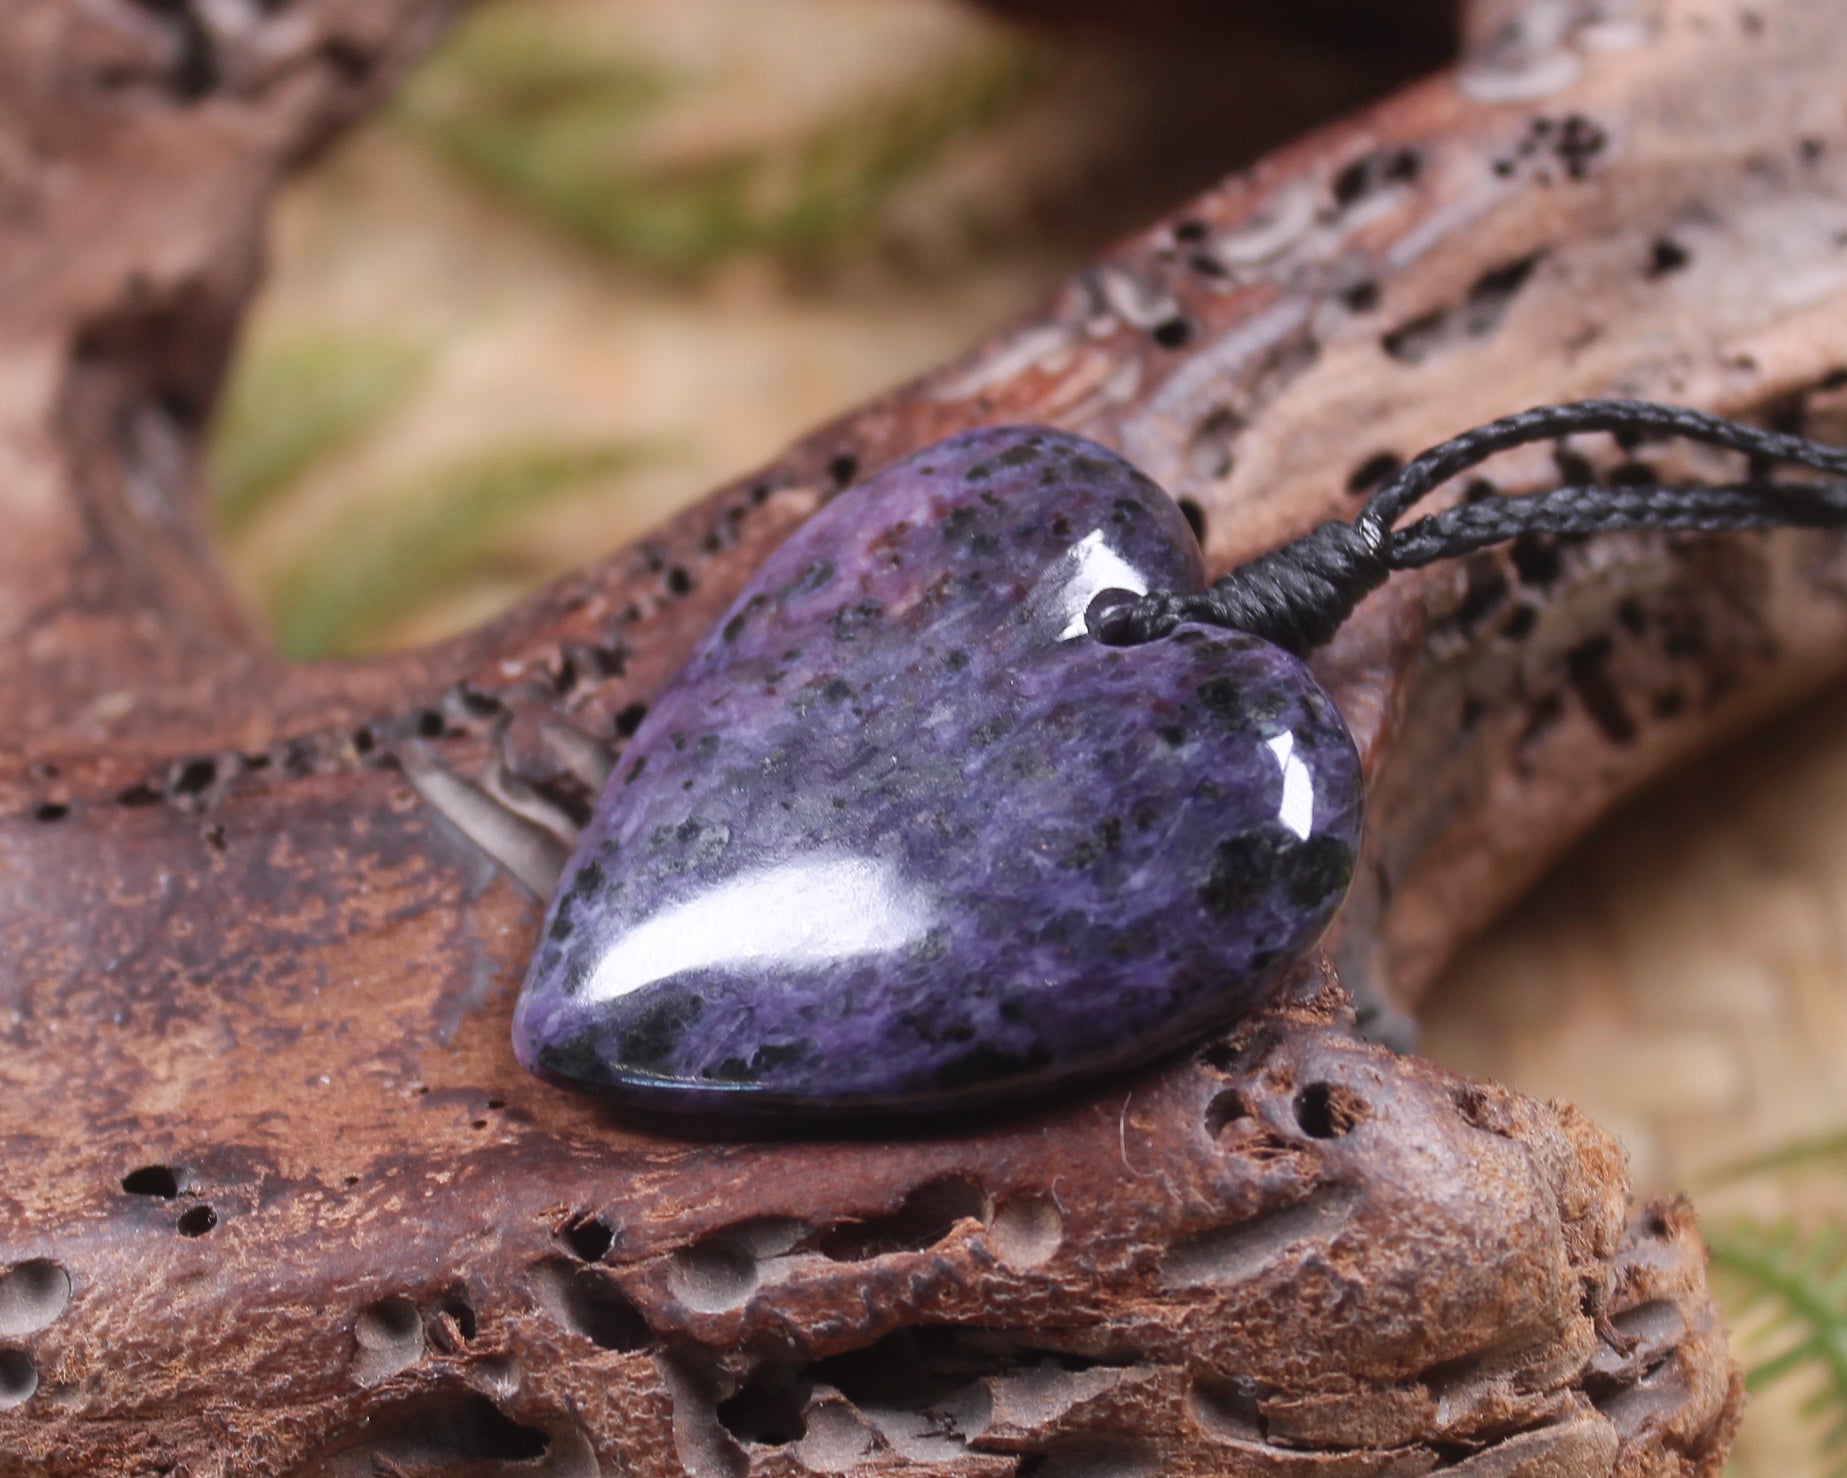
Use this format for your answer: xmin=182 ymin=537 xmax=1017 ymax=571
xmin=19 ymin=0 xmax=1847 ymax=1470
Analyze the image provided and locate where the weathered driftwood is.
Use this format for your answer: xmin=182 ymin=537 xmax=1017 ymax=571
xmin=17 ymin=0 xmax=1847 ymax=1470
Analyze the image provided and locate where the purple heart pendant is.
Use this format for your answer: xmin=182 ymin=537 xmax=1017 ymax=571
xmin=512 ymin=428 xmax=1363 ymax=1117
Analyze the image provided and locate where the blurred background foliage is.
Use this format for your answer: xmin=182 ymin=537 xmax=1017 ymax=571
xmin=1707 ymin=1132 xmax=1847 ymax=1475
xmin=206 ymin=0 xmax=1411 ymax=655
xmin=206 ymin=0 xmax=1846 ymax=1469
xmin=395 ymin=5 xmax=1051 ymax=272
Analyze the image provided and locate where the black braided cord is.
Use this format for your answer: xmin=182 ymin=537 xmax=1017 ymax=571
xmin=1090 ymin=400 xmax=1847 ymax=655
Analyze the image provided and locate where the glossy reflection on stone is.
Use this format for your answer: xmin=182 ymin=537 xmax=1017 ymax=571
xmin=512 ymin=427 xmax=1363 ymax=1116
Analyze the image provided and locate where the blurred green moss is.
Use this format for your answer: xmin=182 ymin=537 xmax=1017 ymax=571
xmin=394 ymin=3 xmax=1048 ymax=273
xmin=266 ymin=441 xmax=652 ymax=658
xmin=209 ymin=334 xmax=431 ymax=533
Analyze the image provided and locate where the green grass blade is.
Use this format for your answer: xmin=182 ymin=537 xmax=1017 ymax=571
xmin=1705 ymin=1129 xmax=1847 ymax=1186
xmin=267 ymin=441 xmax=650 ymax=659
xmin=209 ymin=334 xmax=430 ymax=532
xmin=1710 ymin=1218 xmax=1847 ymax=1474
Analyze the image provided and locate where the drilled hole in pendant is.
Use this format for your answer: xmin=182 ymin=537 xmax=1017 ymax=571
xmin=1084 ymin=588 xmax=1143 ymax=645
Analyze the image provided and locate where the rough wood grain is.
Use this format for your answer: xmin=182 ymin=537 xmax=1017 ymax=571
xmin=16 ymin=0 xmax=1847 ymax=1470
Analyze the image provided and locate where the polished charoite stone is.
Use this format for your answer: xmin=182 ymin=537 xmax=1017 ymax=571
xmin=512 ymin=427 xmax=1363 ymax=1115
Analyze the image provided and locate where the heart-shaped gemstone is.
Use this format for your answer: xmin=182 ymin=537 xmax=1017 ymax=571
xmin=513 ymin=427 xmax=1362 ymax=1116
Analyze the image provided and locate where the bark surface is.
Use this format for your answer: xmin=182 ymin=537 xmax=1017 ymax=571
xmin=13 ymin=0 xmax=1845 ymax=1471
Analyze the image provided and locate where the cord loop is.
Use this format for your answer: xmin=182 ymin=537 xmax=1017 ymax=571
xmin=1105 ymin=400 xmax=1847 ymax=655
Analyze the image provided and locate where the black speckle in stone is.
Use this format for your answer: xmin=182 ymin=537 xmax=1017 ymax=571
xmin=1156 ymin=723 xmax=1187 ymax=746
xmin=1281 ymin=835 xmax=1355 ymax=911
xmin=1196 ymin=677 xmax=1245 ymax=718
xmin=549 ymin=913 xmax=575 ymax=943
xmin=793 ymin=559 xmax=837 ymax=596
xmin=621 ymin=993 xmax=706 ymax=1076
xmin=710 ymin=1042 xmax=813 ymax=1084
xmin=946 ymin=649 xmax=970 ymax=672
xmin=1201 ymin=831 xmax=1283 ymax=918
xmin=537 ymin=1031 xmax=613 ymax=1086
xmin=1106 ymin=919 xmax=1163 ymax=961
xmin=933 ymin=1042 xmax=1054 ymax=1093
xmin=822 ymin=677 xmax=853 ymax=703
xmin=723 ymin=595 xmax=766 ymax=642
xmin=570 ymin=860 xmax=606 ymax=900
xmin=898 ymin=1011 xmax=950 ymax=1046
xmin=830 ymin=599 xmax=884 ymax=642
xmin=626 ymin=756 xmax=648 ymax=782
xmin=746 ymin=1041 xmax=814 ymax=1078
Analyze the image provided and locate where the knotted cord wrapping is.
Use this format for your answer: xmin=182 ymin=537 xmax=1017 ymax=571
xmin=1092 ymin=400 xmax=1847 ymax=654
